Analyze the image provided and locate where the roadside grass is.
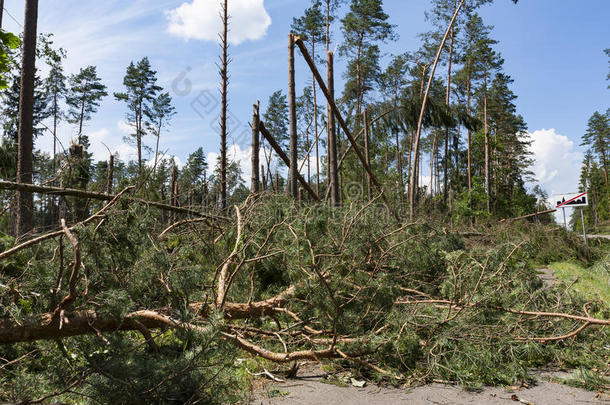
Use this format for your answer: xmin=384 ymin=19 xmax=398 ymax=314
xmin=549 ymin=257 xmax=610 ymax=305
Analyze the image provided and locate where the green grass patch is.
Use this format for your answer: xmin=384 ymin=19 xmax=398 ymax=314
xmin=550 ymin=258 xmax=610 ymax=304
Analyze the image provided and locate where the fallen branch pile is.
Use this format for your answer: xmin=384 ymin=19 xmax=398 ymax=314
xmin=0 ymin=196 xmax=608 ymax=401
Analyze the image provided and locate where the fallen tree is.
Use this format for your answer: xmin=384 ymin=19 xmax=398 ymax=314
xmin=0 ymin=195 xmax=608 ymax=402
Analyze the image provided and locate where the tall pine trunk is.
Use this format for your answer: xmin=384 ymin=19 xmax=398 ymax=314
xmin=219 ymin=0 xmax=229 ymax=209
xmin=251 ymin=103 xmax=260 ymax=193
xmin=443 ymin=15 xmax=455 ymax=203
xmin=327 ymin=51 xmax=339 ymax=207
xmin=466 ymin=60 xmax=472 ymax=192
xmin=483 ymin=75 xmax=490 ymax=213
xmin=15 ymin=0 xmax=39 ymax=237
xmin=288 ymin=34 xmax=298 ymax=199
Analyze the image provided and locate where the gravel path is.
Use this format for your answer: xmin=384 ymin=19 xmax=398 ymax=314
xmin=252 ymin=368 xmax=609 ymax=405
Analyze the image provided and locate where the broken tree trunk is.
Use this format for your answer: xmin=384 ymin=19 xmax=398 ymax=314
xmin=294 ymin=39 xmax=397 ymax=220
xmin=327 ymin=51 xmax=340 ymax=207
xmin=0 ymin=181 xmax=220 ymax=219
xmin=363 ymin=108 xmax=372 ymax=201
xmin=259 ymin=122 xmax=320 ymax=201
xmin=288 ymin=34 xmax=298 ymax=199
xmin=251 ymin=103 xmax=260 ymax=193
xmin=106 ymin=154 xmax=114 ymax=195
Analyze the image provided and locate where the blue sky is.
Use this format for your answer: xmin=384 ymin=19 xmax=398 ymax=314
xmin=2 ymin=0 xmax=609 ymax=211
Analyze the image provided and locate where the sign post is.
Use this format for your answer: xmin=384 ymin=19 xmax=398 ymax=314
xmin=553 ymin=192 xmax=588 ymax=240
xmin=580 ymin=208 xmax=587 ymax=245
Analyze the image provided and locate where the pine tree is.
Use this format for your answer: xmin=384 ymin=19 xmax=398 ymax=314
xmin=66 ymin=66 xmax=107 ymax=143
xmin=179 ymin=147 xmax=207 ymax=207
xmin=340 ymin=0 xmax=394 ymax=132
xmin=219 ymin=0 xmax=230 ymax=210
xmin=42 ymin=37 xmax=66 ymax=173
xmin=114 ymin=57 xmax=161 ymax=177
xmin=582 ymin=111 xmax=609 ymax=185
xmin=145 ymin=92 xmax=175 ymax=173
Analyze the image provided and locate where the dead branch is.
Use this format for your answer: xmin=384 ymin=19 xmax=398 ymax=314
xmin=52 ymin=219 xmax=82 ymax=326
xmin=216 ymin=205 xmax=244 ymax=309
xmin=0 ymin=180 xmax=224 ymax=220
xmin=158 ymin=217 xmax=218 ymax=239
xmin=499 ymin=209 xmax=557 ymax=223
xmin=258 ymin=121 xmax=320 ymax=201
xmin=0 ymin=186 xmax=134 ymax=260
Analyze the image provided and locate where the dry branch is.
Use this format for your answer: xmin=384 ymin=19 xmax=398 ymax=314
xmin=0 ymin=180 xmax=223 ymax=219
xmin=499 ymin=209 xmax=557 ymax=223
xmin=259 ymin=121 xmax=320 ymax=201
xmin=0 ymin=186 xmax=134 ymax=260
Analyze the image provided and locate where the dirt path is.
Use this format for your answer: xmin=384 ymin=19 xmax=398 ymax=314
xmin=537 ymin=267 xmax=559 ymax=288
xmin=252 ymin=367 xmax=609 ymax=405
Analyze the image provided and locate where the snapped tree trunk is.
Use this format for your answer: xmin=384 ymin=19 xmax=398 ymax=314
xmin=288 ymin=34 xmax=298 ymax=199
xmin=363 ymin=108 xmax=372 ymax=201
xmin=251 ymin=103 xmax=260 ymax=193
xmin=327 ymin=51 xmax=339 ymax=207
xmin=15 ymin=0 xmax=39 ymax=237
xmin=219 ymin=0 xmax=229 ymax=210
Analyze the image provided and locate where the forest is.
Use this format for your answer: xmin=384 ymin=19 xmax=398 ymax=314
xmin=0 ymin=0 xmax=608 ymax=403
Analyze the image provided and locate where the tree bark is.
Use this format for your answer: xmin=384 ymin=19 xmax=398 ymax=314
xmin=259 ymin=122 xmax=319 ymax=201
xmin=444 ymin=9 xmax=455 ymax=202
xmin=484 ymin=75 xmax=491 ymax=213
xmin=327 ymin=51 xmax=339 ymax=207
xmin=106 ymin=155 xmax=114 ymax=195
xmin=15 ymin=0 xmax=39 ymax=237
xmin=363 ymin=108 xmax=372 ymax=201
xmin=466 ymin=60 xmax=472 ymax=192
xmin=219 ymin=0 xmax=229 ymax=210
xmin=251 ymin=103 xmax=260 ymax=193
xmin=0 ymin=0 xmax=4 ymax=29
xmin=288 ymin=34 xmax=298 ymax=199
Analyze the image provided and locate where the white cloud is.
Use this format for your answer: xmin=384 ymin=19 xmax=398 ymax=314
xmin=528 ymin=128 xmax=583 ymax=226
xmin=117 ymin=120 xmax=132 ymax=135
xmin=166 ymin=0 xmax=272 ymax=45
xmin=529 ymin=128 xmax=583 ymax=196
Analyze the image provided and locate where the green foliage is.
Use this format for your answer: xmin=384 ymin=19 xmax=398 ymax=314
xmin=0 ymin=30 xmax=20 ymax=90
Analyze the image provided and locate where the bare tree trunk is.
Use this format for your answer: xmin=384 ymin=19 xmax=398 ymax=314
xmin=106 ymin=155 xmax=114 ymax=195
xmin=327 ymin=51 xmax=339 ymax=207
xmin=136 ymin=100 xmax=143 ymax=178
xmin=484 ymin=75 xmax=490 ymax=213
xmin=260 ymin=165 xmax=266 ymax=191
xmin=170 ymin=164 xmax=177 ymax=223
xmin=0 ymin=0 xmax=4 ymax=28
xmin=409 ymin=0 xmax=465 ymax=220
xmin=51 ymin=91 xmax=58 ymax=227
xmin=251 ymin=103 xmax=260 ymax=193
xmin=444 ymin=10 xmax=455 ymax=203
xmin=15 ymin=0 xmax=38 ymax=237
xmin=363 ymin=108 xmax=372 ymax=201
xmin=288 ymin=34 xmax=298 ymax=199
xmin=219 ymin=0 xmax=229 ymax=210
xmin=312 ymin=38 xmax=320 ymax=196
xmin=466 ymin=61 xmax=472 ymax=192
